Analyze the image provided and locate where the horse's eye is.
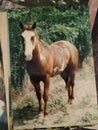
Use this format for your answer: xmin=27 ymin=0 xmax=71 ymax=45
xmin=31 ymin=36 xmax=34 ymax=41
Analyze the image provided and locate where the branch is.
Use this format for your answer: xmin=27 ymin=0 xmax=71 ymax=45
xmin=10 ymin=0 xmax=57 ymax=6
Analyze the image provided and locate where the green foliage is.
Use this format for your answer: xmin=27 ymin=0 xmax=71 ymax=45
xmin=8 ymin=4 xmax=91 ymax=88
xmin=8 ymin=18 xmax=26 ymax=89
xmin=48 ymin=24 xmax=78 ymax=43
xmin=75 ymin=24 xmax=91 ymax=66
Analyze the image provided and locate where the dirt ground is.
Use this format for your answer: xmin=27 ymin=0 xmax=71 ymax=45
xmin=12 ymin=57 xmax=98 ymax=130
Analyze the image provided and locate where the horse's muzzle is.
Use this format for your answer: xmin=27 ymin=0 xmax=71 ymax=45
xmin=25 ymin=55 xmax=32 ymax=61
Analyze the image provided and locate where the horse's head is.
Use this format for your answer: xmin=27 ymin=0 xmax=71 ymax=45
xmin=20 ymin=22 xmax=37 ymax=61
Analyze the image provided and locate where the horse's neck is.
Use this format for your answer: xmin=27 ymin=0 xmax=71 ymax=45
xmin=33 ymin=39 xmax=43 ymax=59
xmin=33 ymin=41 xmax=40 ymax=58
xmin=33 ymin=39 xmax=50 ymax=61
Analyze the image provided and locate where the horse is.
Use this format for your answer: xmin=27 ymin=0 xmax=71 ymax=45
xmin=19 ymin=22 xmax=78 ymax=116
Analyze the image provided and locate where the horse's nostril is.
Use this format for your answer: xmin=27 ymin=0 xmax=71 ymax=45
xmin=25 ymin=55 xmax=32 ymax=61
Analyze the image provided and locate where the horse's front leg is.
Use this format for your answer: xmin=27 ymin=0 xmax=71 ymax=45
xmin=31 ymin=80 xmax=43 ymax=115
xmin=43 ymin=75 xmax=50 ymax=116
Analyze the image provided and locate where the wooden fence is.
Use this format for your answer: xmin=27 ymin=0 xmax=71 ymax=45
xmin=0 ymin=12 xmax=11 ymax=130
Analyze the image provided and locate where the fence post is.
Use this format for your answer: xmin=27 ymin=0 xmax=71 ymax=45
xmin=0 ymin=12 xmax=11 ymax=130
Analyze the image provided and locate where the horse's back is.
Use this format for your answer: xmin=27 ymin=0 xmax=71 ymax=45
xmin=51 ymin=40 xmax=77 ymax=53
xmin=51 ymin=40 xmax=78 ymax=69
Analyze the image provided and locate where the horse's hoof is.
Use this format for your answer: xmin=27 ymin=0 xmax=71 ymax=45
xmin=44 ymin=112 xmax=48 ymax=117
xmin=39 ymin=110 xmax=44 ymax=117
xmin=68 ymin=99 xmax=72 ymax=104
xmin=39 ymin=111 xmax=43 ymax=116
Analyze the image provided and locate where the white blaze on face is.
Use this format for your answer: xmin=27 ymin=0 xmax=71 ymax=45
xmin=22 ymin=30 xmax=36 ymax=61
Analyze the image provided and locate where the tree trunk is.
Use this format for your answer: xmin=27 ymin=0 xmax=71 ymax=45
xmin=92 ymin=10 xmax=98 ymax=104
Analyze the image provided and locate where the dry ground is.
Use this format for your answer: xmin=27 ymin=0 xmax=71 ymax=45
xmin=12 ymin=57 xmax=98 ymax=129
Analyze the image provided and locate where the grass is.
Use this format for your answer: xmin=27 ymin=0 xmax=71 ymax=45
xmin=79 ymin=95 xmax=91 ymax=108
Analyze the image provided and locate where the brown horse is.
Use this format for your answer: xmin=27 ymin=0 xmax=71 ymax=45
xmin=20 ymin=22 xmax=78 ymax=116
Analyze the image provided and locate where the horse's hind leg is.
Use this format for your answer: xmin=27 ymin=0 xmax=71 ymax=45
xmin=61 ymin=70 xmax=75 ymax=104
xmin=68 ymin=72 xmax=75 ymax=104
xmin=61 ymin=71 xmax=70 ymax=103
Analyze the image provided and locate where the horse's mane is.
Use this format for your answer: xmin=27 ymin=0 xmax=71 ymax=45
xmin=35 ymin=29 xmax=50 ymax=49
xmin=34 ymin=29 xmax=39 ymax=39
xmin=40 ymin=39 xmax=51 ymax=50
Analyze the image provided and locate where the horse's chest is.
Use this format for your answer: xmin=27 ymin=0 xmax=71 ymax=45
xmin=26 ymin=61 xmax=46 ymax=76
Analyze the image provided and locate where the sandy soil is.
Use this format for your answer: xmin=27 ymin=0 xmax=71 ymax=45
xmin=12 ymin=57 xmax=98 ymax=129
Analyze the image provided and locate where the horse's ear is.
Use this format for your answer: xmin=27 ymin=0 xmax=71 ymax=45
xmin=32 ymin=22 xmax=36 ymax=30
xmin=19 ymin=22 xmax=24 ymax=30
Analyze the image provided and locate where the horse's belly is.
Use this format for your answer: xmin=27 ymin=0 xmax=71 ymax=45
xmin=51 ymin=61 xmax=67 ymax=76
xmin=27 ymin=67 xmax=45 ymax=76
